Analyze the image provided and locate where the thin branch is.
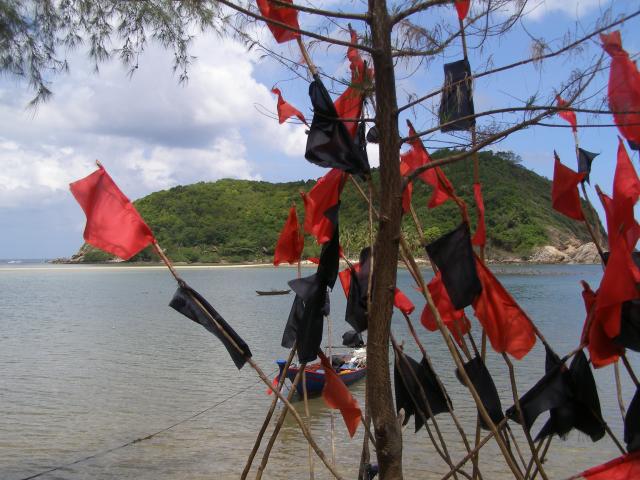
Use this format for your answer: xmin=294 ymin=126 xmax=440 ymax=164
xmin=391 ymin=0 xmax=452 ymax=25
xmin=269 ymin=0 xmax=370 ymax=21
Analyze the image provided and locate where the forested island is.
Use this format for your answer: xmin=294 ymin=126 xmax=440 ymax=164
xmin=69 ymin=150 xmax=601 ymax=264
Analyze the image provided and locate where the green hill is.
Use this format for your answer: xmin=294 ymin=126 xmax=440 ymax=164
xmin=77 ymin=150 xmax=600 ymax=263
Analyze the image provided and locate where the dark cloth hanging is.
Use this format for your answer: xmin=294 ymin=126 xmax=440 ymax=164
xmin=304 ymin=76 xmax=370 ymax=177
xmin=395 ymin=353 xmax=450 ymax=432
xmin=438 ymin=59 xmax=475 ymax=132
xmin=615 ymin=299 xmax=640 ymax=352
xmin=456 ymin=356 xmax=504 ymax=430
xmin=345 ymin=247 xmax=372 ymax=333
xmin=626 ymin=387 xmax=640 ymax=451
xmin=425 ymin=223 xmax=482 ymax=309
xmin=567 ymin=351 xmax=605 ymax=442
xmin=287 ymin=273 xmax=327 ymax=363
xmin=281 ymin=294 xmax=304 ymax=349
xmin=366 ymin=125 xmax=379 ymax=144
xmin=578 ymin=148 xmax=599 ymax=184
xmin=169 ymin=285 xmax=252 ymax=370
xmin=342 ymin=330 xmax=364 ymax=348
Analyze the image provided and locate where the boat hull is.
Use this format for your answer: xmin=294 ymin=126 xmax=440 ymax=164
xmin=276 ymin=359 xmax=367 ymax=396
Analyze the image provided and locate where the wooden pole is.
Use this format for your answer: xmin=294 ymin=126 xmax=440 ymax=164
xmin=241 ymin=347 xmax=297 ymax=480
xmin=302 ymin=369 xmax=316 ymax=480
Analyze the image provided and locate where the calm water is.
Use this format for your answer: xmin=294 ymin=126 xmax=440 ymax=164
xmin=0 ymin=264 xmax=637 ymax=479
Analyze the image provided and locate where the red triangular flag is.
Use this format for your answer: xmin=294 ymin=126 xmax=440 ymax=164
xmin=552 ymin=152 xmax=585 ymax=221
xmin=399 ymin=159 xmax=414 ymax=214
xmin=271 ymin=88 xmax=307 ymax=125
xmin=319 ymin=352 xmax=362 ymax=437
xmin=454 ymin=0 xmax=471 ymax=20
xmin=471 ymin=182 xmax=486 ymax=247
xmin=472 ymin=257 xmax=536 ymax=359
xmin=394 ymin=288 xmax=415 ymax=315
xmin=334 ymin=86 xmax=363 ymax=139
xmin=593 ymin=190 xmax=640 ymax=340
xmin=347 ymin=25 xmax=370 ymax=84
xmin=274 ymin=205 xmax=304 ymax=266
xmin=70 ymin=165 xmax=155 ymax=260
xmin=338 ymin=263 xmax=361 ymax=297
xmin=601 ymin=31 xmax=640 ymax=146
xmin=301 ymin=168 xmax=345 ymax=244
xmin=581 ymin=450 xmax=640 ymax=479
xmin=581 ymin=281 xmax=623 ymax=368
xmin=556 ymin=95 xmax=577 ymax=132
xmin=421 ymin=272 xmax=470 ymax=345
xmin=613 ymin=138 xmax=640 ymax=233
xmin=256 ymin=0 xmax=300 ymax=44
xmin=401 ymin=124 xmax=453 ymax=208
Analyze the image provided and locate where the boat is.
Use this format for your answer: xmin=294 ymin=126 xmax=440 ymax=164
xmin=256 ymin=289 xmax=291 ymax=296
xmin=276 ymin=348 xmax=367 ymax=396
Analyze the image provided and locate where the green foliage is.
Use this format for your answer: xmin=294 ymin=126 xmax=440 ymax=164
xmin=79 ymin=150 xmax=601 ymax=263
xmin=81 ymin=249 xmax=112 ymax=263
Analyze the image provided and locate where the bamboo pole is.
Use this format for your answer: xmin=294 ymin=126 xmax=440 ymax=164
xmin=614 ymin=362 xmax=627 ymax=421
xmin=256 ymin=364 xmax=305 ymax=479
xmin=241 ymin=347 xmax=297 ymax=480
xmin=302 ymin=369 xmax=316 ymax=480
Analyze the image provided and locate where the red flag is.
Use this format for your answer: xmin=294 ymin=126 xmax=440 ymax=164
xmin=472 ymin=182 xmax=486 ymax=247
xmin=266 ymin=374 xmax=279 ymax=395
xmin=581 ymin=281 xmax=623 ymax=368
xmin=334 ymin=86 xmax=363 ymax=139
xmin=556 ymin=95 xmax=577 ymax=132
xmin=319 ymin=352 xmax=362 ymax=437
xmin=347 ymin=25 xmax=369 ymax=84
xmin=70 ymin=165 xmax=155 ymax=260
xmin=394 ymin=288 xmax=415 ymax=315
xmin=301 ymin=168 xmax=345 ymax=244
xmin=271 ymin=88 xmax=307 ymax=125
xmin=421 ymin=272 xmax=470 ymax=345
xmin=274 ymin=206 xmax=304 ymax=266
xmin=601 ymin=31 xmax=640 ymax=145
xmin=399 ymin=160 xmax=414 ymax=214
xmin=581 ymin=450 xmax=640 ymax=479
xmin=401 ymin=124 xmax=453 ymax=208
xmin=472 ymin=257 xmax=536 ymax=359
xmin=338 ymin=263 xmax=361 ymax=297
xmin=594 ymin=190 xmax=639 ymax=340
xmin=454 ymin=0 xmax=471 ymax=20
xmin=552 ymin=152 xmax=585 ymax=221
xmin=256 ymin=0 xmax=300 ymax=44
xmin=613 ymin=138 xmax=640 ymax=233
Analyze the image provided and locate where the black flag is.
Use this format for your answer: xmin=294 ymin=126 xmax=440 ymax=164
xmin=456 ymin=356 xmax=504 ymax=429
xmin=366 ymin=125 xmax=379 ymax=144
xmin=305 ymin=76 xmax=370 ymax=177
xmin=425 ymin=223 xmax=482 ymax=309
xmin=169 ymin=285 xmax=252 ymax=370
xmin=577 ymin=148 xmax=599 ymax=184
xmin=395 ymin=353 xmax=450 ymax=432
xmin=287 ymin=273 xmax=328 ymax=363
xmin=616 ymin=299 xmax=640 ymax=352
xmin=345 ymin=247 xmax=372 ymax=333
xmin=439 ymin=59 xmax=475 ymax=132
xmin=625 ymin=387 xmax=640 ymax=451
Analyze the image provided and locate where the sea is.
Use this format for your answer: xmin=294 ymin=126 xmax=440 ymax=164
xmin=0 ymin=263 xmax=637 ymax=479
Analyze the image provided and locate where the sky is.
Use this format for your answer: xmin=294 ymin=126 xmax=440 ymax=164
xmin=0 ymin=0 xmax=637 ymax=259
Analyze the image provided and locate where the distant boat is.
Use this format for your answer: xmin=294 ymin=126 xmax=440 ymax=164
xmin=256 ymin=289 xmax=291 ymax=296
xmin=276 ymin=348 xmax=367 ymax=396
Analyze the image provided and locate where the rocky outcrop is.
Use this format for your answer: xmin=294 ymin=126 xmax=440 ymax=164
xmin=529 ymin=242 xmax=601 ymax=264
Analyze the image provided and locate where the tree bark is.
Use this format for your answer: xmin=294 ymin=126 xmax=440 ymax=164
xmin=367 ymin=0 xmax=404 ymax=477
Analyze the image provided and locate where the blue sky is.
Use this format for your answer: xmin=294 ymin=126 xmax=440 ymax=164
xmin=0 ymin=0 xmax=637 ymax=259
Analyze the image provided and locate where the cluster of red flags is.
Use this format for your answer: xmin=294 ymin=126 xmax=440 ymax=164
xmin=582 ymin=139 xmax=640 ymax=368
xmin=70 ymin=164 xmax=156 ymax=260
xmin=273 ymin=205 xmax=304 ymax=266
xmin=601 ymin=31 xmax=640 ymax=147
xmin=319 ymin=352 xmax=362 ymax=437
xmin=256 ymin=0 xmax=300 ymax=44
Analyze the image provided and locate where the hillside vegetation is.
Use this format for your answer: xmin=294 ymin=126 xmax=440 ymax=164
xmin=77 ymin=150 xmax=599 ymax=263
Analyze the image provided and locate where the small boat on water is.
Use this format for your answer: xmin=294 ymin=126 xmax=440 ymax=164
xmin=256 ymin=289 xmax=291 ymax=296
xmin=276 ymin=348 xmax=367 ymax=396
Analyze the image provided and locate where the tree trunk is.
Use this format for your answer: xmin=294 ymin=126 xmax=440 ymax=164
xmin=367 ymin=0 xmax=404 ymax=478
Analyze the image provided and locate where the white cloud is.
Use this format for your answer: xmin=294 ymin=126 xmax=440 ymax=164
xmin=505 ymin=0 xmax=605 ymax=20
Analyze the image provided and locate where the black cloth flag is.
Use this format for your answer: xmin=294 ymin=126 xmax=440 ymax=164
xmin=626 ymin=387 xmax=640 ymax=451
xmin=456 ymin=356 xmax=504 ymax=430
xmin=287 ymin=273 xmax=328 ymax=363
xmin=426 ymin=223 xmax=482 ymax=309
xmin=345 ymin=247 xmax=372 ymax=333
xmin=577 ymin=148 xmax=599 ymax=184
xmin=439 ymin=59 xmax=475 ymax=132
xmin=366 ymin=125 xmax=379 ymax=144
xmin=305 ymin=76 xmax=370 ymax=177
xmin=395 ymin=353 xmax=450 ymax=432
xmin=616 ymin=299 xmax=640 ymax=352
xmin=169 ymin=285 xmax=252 ymax=370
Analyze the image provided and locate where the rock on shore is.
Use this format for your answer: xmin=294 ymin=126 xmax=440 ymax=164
xmin=529 ymin=242 xmax=601 ymax=264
